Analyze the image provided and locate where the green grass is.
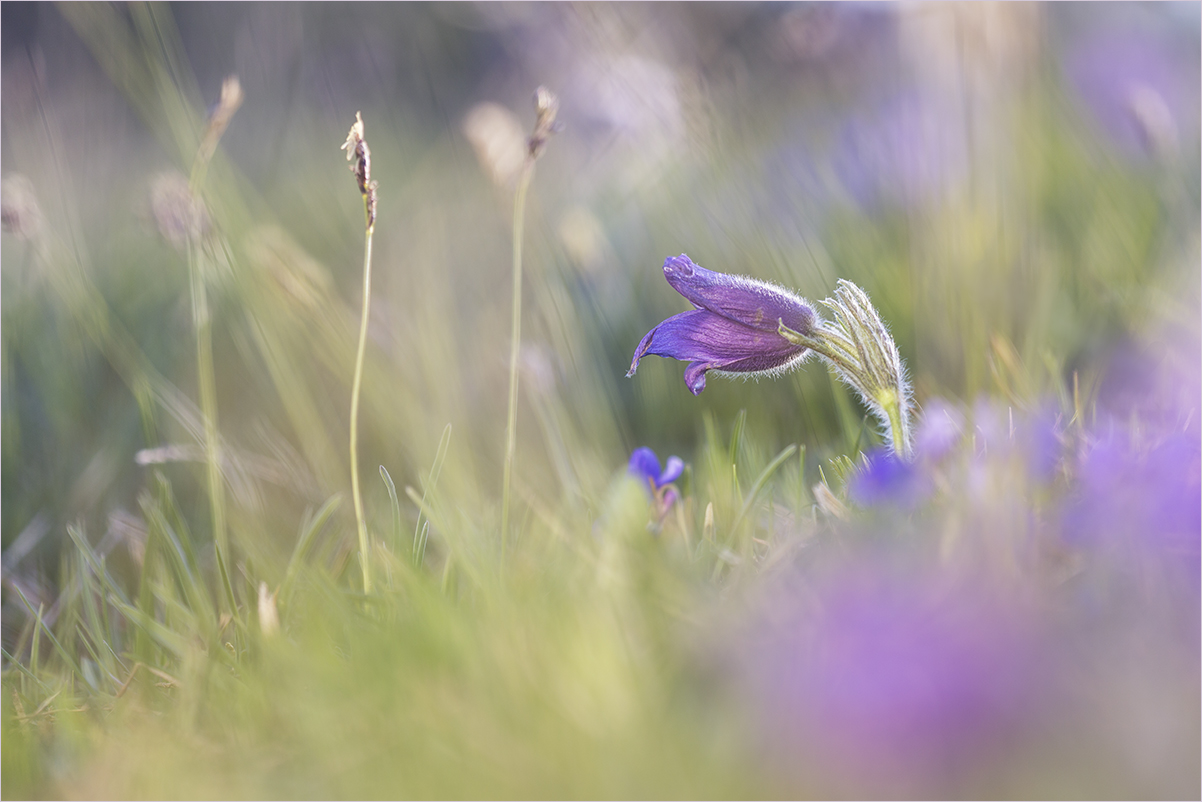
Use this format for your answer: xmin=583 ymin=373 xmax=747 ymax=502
xmin=3 ymin=4 xmax=1199 ymax=799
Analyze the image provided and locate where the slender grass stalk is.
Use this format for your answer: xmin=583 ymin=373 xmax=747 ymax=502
xmin=187 ymin=76 xmax=241 ymax=613
xmin=500 ymin=163 xmax=534 ymax=554
xmin=349 ymin=219 xmax=374 ymax=592
xmin=500 ymin=87 xmax=559 ymax=554
xmin=343 ymin=112 xmax=378 ymax=593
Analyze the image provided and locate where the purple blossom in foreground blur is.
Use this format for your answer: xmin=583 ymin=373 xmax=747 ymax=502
xmin=744 ymin=567 xmax=1041 ymax=795
xmin=1062 ymin=430 xmax=1201 ymax=565
xmin=913 ymin=397 xmax=965 ymax=462
xmin=1065 ymin=30 xmax=1197 ymax=157
xmin=627 ymin=255 xmax=816 ymax=395
xmin=848 ymin=449 xmax=930 ymax=509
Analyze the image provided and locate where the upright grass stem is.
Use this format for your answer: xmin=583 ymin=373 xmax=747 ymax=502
xmin=500 ymin=164 xmax=533 ymax=553
xmin=349 ymin=218 xmax=374 ymax=593
xmin=500 ymin=87 xmax=559 ymax=554
xmin=187 ymin=76 xmax=241 ymax=614
xmin=343 ymin=112 xmax=378 ymax=594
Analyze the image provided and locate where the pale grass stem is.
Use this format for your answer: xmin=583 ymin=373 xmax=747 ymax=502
xmin=187 ymin=76 xmax=242 ymax=613
xmin=500 ymin=87 xmax=558 ymax=555
xmin=343 ymin=112 xmax=378 ymax=593
xmin=500 ymin=164 xmax=533 ymax=554
xmin=349 ymin=220 xmax=374 ymax=592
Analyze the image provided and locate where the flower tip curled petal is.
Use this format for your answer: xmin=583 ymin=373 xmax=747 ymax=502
xmin=659 ymin=456 xmax=684 ymax=486
xmin=627 ymin=326 xmax=657 ymax=378
xmin=683 ymin=362 xmax=708 ymax=395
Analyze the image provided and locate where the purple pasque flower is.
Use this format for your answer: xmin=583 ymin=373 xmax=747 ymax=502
xmin=627 ymin=255 xmax=817 ymax=395
xmin=848 ymin=448 xmax=930 ymax=509
xmin=742 ymin=565 xmax=1044 ymax=796
xmin=1065 ymin=29 xmax=1197 ymax=158
xmin=1062 ymin=429 xmax=1201 ymax=564
xmin=628 ymin=446 xmax=684 ymax=518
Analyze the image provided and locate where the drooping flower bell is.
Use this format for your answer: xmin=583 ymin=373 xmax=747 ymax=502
xmin=627 ymin=255 xmax=818 ymax=395
xmin=628 ymin=254 xmax=915 ymax=459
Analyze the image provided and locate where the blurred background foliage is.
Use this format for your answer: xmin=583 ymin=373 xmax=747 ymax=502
xmin=1 ymin=2 xmax=1198 ymax=798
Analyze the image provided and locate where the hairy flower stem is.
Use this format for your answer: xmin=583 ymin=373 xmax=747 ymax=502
xmin=779 ymin=317 xmax=913 ymax=460
xmin=500 ymin=162 xmax=534 ymax=555
xmin=350 ymin=213 xmax=374 ymax=594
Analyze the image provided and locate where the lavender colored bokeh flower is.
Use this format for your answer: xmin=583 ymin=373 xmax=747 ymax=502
xmin=1065 ymin=30 xmax=1197 ymax=157
xmin=1062 ymin=430 xmax=1201 ymax=564
xmin=743 ymin=566 xmax=1042 ymax=795
xmin=833 ymin=94 xmax=966 ymax=210
xmin=848 ymin=449 xmax=930 ymax=509
xmin=913 ymin=397 xmax=965 ymax=462
xmin=627 ymin=255 xmax=817 ymax=395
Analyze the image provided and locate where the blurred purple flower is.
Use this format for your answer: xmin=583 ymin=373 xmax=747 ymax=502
xmin=968 ymin=398 xmax=1064 ymax=484
xmin=833 ymin=94 xmax=966 ymax=210
xmin=629 ymin=446 xmax=683 ymax=519
xmin=848 ymin=449 xmax=930 ymax=509
xmin=628 ymin=446 xmax=683 ymax=492
xmin=913 ymin=397 xmax=965 ymax=461
xmin=627 ymin=255 xmax=817 ymax=395
xmin=1065 ymin=30 xmax=1196 ymax=157
xmin=744 ymin=566 xmax=1042 ymax=794
xmin=1062 ymin=430 xmax=1201 ymax=562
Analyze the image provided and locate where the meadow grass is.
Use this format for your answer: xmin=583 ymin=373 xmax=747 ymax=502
xmin=2 ymin=4 xmax=1199 ymax=799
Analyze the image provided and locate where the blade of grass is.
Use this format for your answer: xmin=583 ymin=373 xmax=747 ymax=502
xmin=29 ymin=604 xmax=43 ymax=678
xmin=728 ymin=409 xmax=748 ymax=468
xmin=730 ymin=444 xmax=798 ymax=536
xmin=413 ymin=424 xmax=452 ymax=566
xmin=380 ymin=466 xmax=402 ymax=549
xmin=13 ymin=585 xmax=91 ymax=689
xmin=1 ymin=647 xmax=49 ymax=691
xmin=280 ymin=494 xmax=342 ymax=605
xmin=66 ymin=523 xmax=131 ymax=607
xmin=111 ymin=600 xmax=189 ymax=660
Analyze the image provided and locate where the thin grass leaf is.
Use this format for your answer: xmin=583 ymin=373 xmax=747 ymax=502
xmin=66 ymin=523 xmax=132 ymax=608
xmin=74 ymin=549 xmax=119 ymax=682
xmin=74 ymin=625 xmax=121 ymax=689
xmin=380 ymin=466 xmax=402 ymax=548
xmin=152 ymin=476 xmax=200 ymax=583
xmin=13 ymin=585 xmax=91 ymax=689
xmin=730 ymin=444 xmax=798 ymax=535
xmin=412 ymin=424 xmax=452 ymax=565
xmin=29 ymin=604 xmax=42 ymax=678
xmin=112 ymin=600 xmax=189 ymax=660
xmin=1 ymin=646 xmax=49 ymax=691
xmin=139 ymin=492 xmax=214 ymax=627
xmin=281 ymin=494 xmax=342 ymax=605
xmin=728 ymin=409 xmax=747 ymax=469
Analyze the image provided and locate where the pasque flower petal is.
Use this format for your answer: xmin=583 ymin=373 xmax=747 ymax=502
xmin=662 ymin=255 xmax=817 ymax=336
xmin=630 ymin=310 xmax=810 ymax=395
xmin=628 ymin=255 xmax=817 ymax=395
